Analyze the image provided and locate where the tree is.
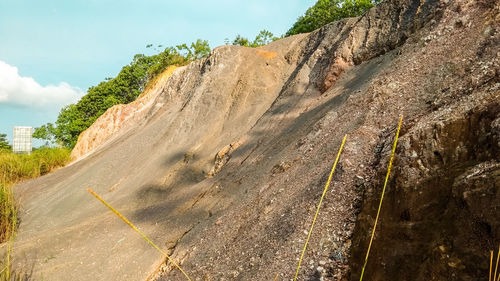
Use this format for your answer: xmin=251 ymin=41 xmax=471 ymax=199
xmin=286 ymin=0 xmax=377 ymax=36
xmin=253 ymin=30 xmax=279 ymax=46
xmin=190 ymin=39 xmax=211 ymax=59
xmin=37 ymin=39 xmax=211 ymax=148
xmin=0 ymin=133 xmax=10 ymax=150
xmin=232 ymin=35 xmax=251 ymax=47
xmin=231 ymin=30 xmax=280 ymax=48
xmin=176 ymin=39 xmax=211 ymax=60
xmin=33 ymin=123 xmax=57 ymax=146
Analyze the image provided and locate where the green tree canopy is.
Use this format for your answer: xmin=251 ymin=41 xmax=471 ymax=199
xmin=286 ymin=0 xmax=379 ymax=36
xmin=35 ymin=39 xmax=211 ymax=148
xmin=231 ymin=30 xmax=280 ymax=48
xmin=0 ymin=133 xmax=10 ymax=150
xmin=33 ymin=123 xmax=57 ymax=146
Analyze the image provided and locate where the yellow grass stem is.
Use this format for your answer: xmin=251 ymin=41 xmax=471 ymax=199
xmin=5 ymin=242 xmax=11 ymax=280
xmin=359 ymin=115 xmax=403 ymax=281
xmin=494 ymin=244 xmax=500 ymax=281
xmin=87 ymin=188 xmax=192 ymax=281
xmin=293 ymin=134 xmax=347 ymax=281
xmin=491 ymin=250 xmax=494 ymax=281
xmin=274 ymin=273 xmax=279 ymax=281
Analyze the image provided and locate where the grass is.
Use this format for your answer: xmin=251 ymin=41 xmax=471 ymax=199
xmin=0 ymin=241 xmax=32 ymax=281
xmin=0 ymin=147 xmax=70 ymax=280
xmin=0 ymin=147 xmax=71 ymax=242
xmin=491 ymin=244 xmax=500 ymax=281
xmin=0 ymin=148 xmax=71 ymax=185
xmin=0 ymin=183 xmax=16 ymax=243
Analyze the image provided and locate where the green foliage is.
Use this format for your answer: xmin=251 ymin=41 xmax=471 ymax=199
xmin=253 ymin=30 xmax=280 ymax=46
xmin=0 ymin=147 xmax=71 ymax=243
xmin=33 ymin=123 xmax=57 ymax=146
xmin=232 ymin=35 xmax=252 ymax=47
xmin=0 ymin=134 xmax=10 ymax=151
xmin=286 ymin=0 xmax=378 ymax=36
xmin=147 ymin=47 xmax=187 ymax=78
xmin=0 ymin=148 xmax=71 ymax=184
xmin=0 ymin=183 xmax=16 ymax=244
xmin=232 ymin=30 xmax=280 ymax=48
xmin=36 ymin=40 xmax=211 ymax=148
xmin=177 ymin=39 xmax=211 ymax=60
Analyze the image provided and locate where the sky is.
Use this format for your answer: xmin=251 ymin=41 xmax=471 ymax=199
xmin=0 ymin=0 xmax=312 ymax=146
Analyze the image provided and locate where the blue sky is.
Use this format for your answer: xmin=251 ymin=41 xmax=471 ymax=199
xmin=0 ymin=0 xmax=312 ymax=145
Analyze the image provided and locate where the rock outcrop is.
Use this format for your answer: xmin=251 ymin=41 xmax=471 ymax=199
xmin=12 ymin=0 xmax=499 ymax=280
xmin=70 ymin=66 xmax=178 ymax=160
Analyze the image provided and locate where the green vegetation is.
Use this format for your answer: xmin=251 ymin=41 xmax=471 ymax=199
xmin=286 ymin=0 xmax=381 ymax=36
xmin=229 ymin=30 xmax=280 ymax=47
xmin=0 ymin=147 xmax=71 ymax=243
xmin=34 ymin=0 xmax=384 ymax=148
xmin=0 ymin=144 xmax=70 ymax=279
xmin=34 ymin=40 xmax=211 ymax=148
xmin=0 ymin=147 xmax=71 ymax=279
xmin=0 ymin=182 xmax=16 ymax=243
xmin=0 ymin=148 xmax=71 ymax=185
xmin=0 ymin=134 xmax=10 ymax=151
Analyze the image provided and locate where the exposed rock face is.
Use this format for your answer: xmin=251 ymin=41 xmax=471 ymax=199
xmin=70 ymin=66 xmax=178 ymax=160
xmin=351 ymin=90 xmax=500 ymax=281
xmin=12 ymin=0 xmax=499 ymax=280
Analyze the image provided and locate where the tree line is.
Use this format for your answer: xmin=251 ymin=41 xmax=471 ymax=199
xmin=286 ymin=0 xmax=381 ymax=36
xmin=33 ymin=0 xmax=380 ymax=148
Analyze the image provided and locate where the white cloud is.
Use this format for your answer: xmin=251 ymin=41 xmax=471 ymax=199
xmin=0 ymin=60 xmax=83 ymax=108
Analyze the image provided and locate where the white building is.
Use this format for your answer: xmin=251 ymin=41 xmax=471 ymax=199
xmin=13 ymin=126 xmax=33 ymax=154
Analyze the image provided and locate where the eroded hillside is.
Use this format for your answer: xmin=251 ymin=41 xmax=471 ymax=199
xmin=12 ymin=0 xmax=499 ymax=280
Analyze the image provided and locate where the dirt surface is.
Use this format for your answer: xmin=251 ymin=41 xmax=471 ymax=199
xmin=10 ymin=0 xmax=499 ymax=280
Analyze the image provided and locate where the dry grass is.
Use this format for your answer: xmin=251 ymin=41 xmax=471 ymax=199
xmin=0 ymin=183 xmax=16 ymax=243
xmin=0 ymin=147 xmax=70 ymax=280
xmin=0 ymin=148 xmax=71 ymax=185
xmin=0 ymin=242 xmax=33 ymax=281
xmin=0 ymin=147 xmax=70 ymax=242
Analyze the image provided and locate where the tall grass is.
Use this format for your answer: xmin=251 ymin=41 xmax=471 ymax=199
xmin=0 ymin=147 xmax=69 ymax=280
xmin=0 ymin=182 xmax=16 ymax=243
xmin=0 ymin=147 xmax=71 ymax=242
xmin=0 ymin=241 xmax=31 ymax=281
xmin=0 ymin=148 xmax=71 ymax=185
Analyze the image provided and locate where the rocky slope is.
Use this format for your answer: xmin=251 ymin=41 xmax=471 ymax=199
xmin=11 ymin=0 xmax=499 ymax=280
